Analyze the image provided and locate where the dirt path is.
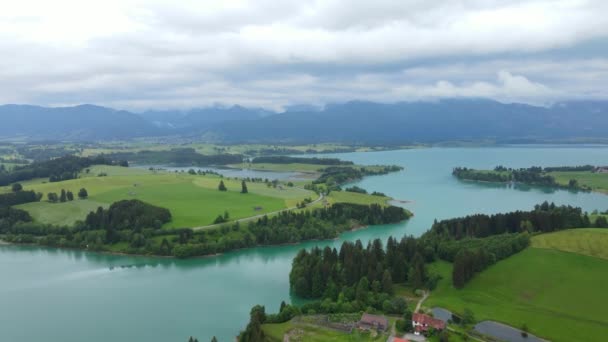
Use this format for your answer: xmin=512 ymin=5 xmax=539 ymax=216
xmin=192 ymin=190 xmax=324 ymax=231
xmin=415 ymin=291 xmax=429 ymax=313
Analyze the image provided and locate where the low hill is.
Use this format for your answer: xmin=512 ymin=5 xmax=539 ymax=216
xmin=3 ymin=99 xmax=608 ymax=143
xmin=212 ymin=99 xmax=608 ymax=144
xmin=140 ymin=105 xmax=274 ymax=131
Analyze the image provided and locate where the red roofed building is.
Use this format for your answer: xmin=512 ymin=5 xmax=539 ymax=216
xmin=412 ymin=313 xmax=446 ymax=335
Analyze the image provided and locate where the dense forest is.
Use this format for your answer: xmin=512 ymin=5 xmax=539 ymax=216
xmin=290 ymin=237 xmax=430 ymax=300
xmin=0 ymin=155 xmax=118 ymax=186
xmin=105 ymin=148 xmax=242 ymax=166
xmin=447 ymin=233 xmax=530 ymax=288
xmin=425 ymin=201 xmax=588 ymax=239
xmin=452 ymin=165 xmax=595 ymax=191
xmin=251 ymin=156 xmax=353 ymax=165
xmin=85 ymin=200 xmax=172 ymax=230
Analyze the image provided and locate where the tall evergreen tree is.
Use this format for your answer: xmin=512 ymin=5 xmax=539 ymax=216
xmin=241 ymin=180 xmax=248 ymax=193
xmin=381 ymin=270 xmax=394 ymax=295
xmin=218 ymin=180 xmax=227 ymax=191
xmin=60 ymin=189 xmax=67 ymax=202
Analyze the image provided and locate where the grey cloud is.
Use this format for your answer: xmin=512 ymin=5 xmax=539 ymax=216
xmin=0 ymin=0 xmax=607 ymax=110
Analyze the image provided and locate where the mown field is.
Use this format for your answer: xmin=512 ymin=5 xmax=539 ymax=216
xmin=426 ymin=229 xmax=608 ymax=342
xmin=550 ymin=171 xmax=608 ymax=193
xmin=7 ymin=165 xmax=313 ymax=228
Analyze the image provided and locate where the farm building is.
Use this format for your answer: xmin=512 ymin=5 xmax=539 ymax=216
xmin=357 ymin=313 xmax=389 ymax=332
xmin=412 ymin=313 xmax=446 ymax=335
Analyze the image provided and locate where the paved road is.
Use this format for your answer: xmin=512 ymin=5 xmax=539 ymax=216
xmin=192 ymin=190 xmax=324 ymax=231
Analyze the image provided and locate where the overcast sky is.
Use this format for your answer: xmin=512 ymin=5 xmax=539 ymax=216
xmin=1 ymin=0 xmax=607 ymax=111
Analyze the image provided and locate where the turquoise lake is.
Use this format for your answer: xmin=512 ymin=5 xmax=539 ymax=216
xmin=2 ymin=146 xmax=608 ymax=341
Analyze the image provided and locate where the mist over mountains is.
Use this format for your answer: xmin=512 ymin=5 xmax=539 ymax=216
xmin=1 ymin=99 xmax=607 ymax=143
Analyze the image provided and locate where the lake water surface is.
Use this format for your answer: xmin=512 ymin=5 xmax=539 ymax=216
xmin=2 ymin=146 xmax=608 ymax=341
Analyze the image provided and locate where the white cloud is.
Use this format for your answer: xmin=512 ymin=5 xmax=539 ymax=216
xmin=0 ymin=0 xmax=606 ymax=109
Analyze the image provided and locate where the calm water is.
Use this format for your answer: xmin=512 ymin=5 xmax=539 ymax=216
xmin=2 ymin=147 xmax=608 ymax=341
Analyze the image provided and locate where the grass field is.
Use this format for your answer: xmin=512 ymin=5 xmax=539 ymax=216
xmin=326 ymin=191 xmax=390 ymax=206
xmin=550 ymin=171 xmax=608 ymax=193
xmin=262 ymin=319 xmax=389 ymax=342
xmin=9 ymin=165 xmax=313 ymax=228
xmin=531 ymin=228 xmax=608 ymax=259
xmin=15 ymin=199 xmax=108 ymax=226
xmin=426 ymin=229 xmax=608 ymax=342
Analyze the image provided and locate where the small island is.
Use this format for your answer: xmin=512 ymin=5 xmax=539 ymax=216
xmin=452 ymin=165 xmax=608 ymax=193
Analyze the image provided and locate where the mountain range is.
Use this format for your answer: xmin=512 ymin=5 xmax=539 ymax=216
xmin=1 ymin=99 xmax=607 ymax=143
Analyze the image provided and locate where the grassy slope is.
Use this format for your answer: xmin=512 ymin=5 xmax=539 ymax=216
xmin=9 ymin=166 xmax=310 ymax=227
xmin=531 ymin=228 xmax=608 ymax=259
xmin=426 ymin=230 xmax=608 ymax=342
xmin=550 ymin=171 xmax=608 ymax=193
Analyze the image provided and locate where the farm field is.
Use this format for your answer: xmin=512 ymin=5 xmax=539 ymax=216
xmin=550 ymin=171 xmax=608 ymax=193
xmin=8 ymin=165 xmax=313 ymax=228
xmin=426 ymin=229 xmax=608 ymax=342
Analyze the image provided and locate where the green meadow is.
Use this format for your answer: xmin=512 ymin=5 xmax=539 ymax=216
xmin=426 ymin=229 xmax=608 ymax=342
xmin=8 ymin=165 xmax=313 ymax=228
xmin=550 ymin=171 xmax=608 ymax=193
xmin=531 ymin=228 xmax=608 ymax=259
xmin=326 ymin=191 xmax=390 ymax=206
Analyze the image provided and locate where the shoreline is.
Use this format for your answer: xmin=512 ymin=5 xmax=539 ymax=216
xmin=0 ymin=216 xmax=411 ymax=260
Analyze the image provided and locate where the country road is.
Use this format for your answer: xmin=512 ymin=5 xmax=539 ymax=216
xmin=192 ymin=190 xmax=324 ymax=231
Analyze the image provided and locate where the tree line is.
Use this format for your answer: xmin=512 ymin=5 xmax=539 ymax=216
xmin=449 ymin=233 xmax=530 ymax=288
xmin=425 ymin=201 xmax=587 ymax=239
xmin=0 ymin=155 xmax=120 ymax=186
xmin=0 ymin=190 xmax=40 ymax=206
xmin=105 ymin=148 xmax=242 ymax=166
